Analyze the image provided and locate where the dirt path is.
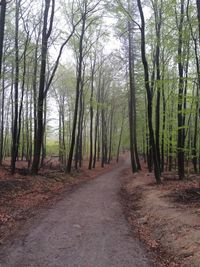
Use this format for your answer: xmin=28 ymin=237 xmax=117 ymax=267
xmin=0 ymin=160 xmax=152 ymax=267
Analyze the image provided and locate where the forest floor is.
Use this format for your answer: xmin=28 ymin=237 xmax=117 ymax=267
xmin=0 ymin=158 xmax=117 ymax=245
xmin=1 ymin=156 xmax=200 ymax=266
xmin=0 ymin=156 xmax=153 ymax=267
xmin=120 ymin=164 xmax=200 ymax=267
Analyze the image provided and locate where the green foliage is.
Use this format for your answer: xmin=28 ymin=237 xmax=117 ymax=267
xmin=46 ymin=140 xmax=59 ymax=156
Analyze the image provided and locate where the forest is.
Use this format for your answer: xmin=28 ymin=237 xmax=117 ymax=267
xmin=0 ymin=0 xmax=199 ymax=183
xmin=1 ymin=0 xmax=200 ymax=266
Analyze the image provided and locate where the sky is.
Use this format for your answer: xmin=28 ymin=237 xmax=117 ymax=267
xmin=47 ymin=0 xmax=152 ymax=139
xmin=47 ymin=3 xmax=122 ymax=138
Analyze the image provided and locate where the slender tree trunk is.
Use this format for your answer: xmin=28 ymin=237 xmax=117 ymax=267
xmin=88 ymin=61 xmax=95 ymax=170
xmin=192 ymin=89 xmax=198 ymax=173
xmin=93 ymin=108 xmax=99 ymax=168
xmin=41 ymin=98 xmax=47 ymax=167
xmin=32 ymin=37 xmax=39 ymax=168
xmin=101 ymin=98 xmax=105 ymax=168
xmin=187 ymin=0 xmax=200 ymax=173
xmin=11 ymin=0 xmax=20 ymax=174
xmin=66 ymin=13 xmax=86 ymax=173
xmin=168 ymin=98 xmax=174 ymax=172
xmin=93 ymin=73 xmax=101 ymax=168
xmin=11 ymin=64 xmax=14 ymax=153
xmin=0 ymin=0 xmax=6 ymax=79
xmin=196 ymin=0 xmax=200 ymax=39
xmin=75 ymin=80 xmax=84 ymax=169
xmin=177 ymin=0 xmax=185 ymax=180
xmin=28 ymin=85 xmax=33 ymax=167
xmin=154 ymin=2 xmax=162 ymax=171
xmin=62 ymin=97 xmax=66 ymax=166
xmin=0 ymin=64 xmax=5 ymax=165
xmin=137 ymin=0 xmax=161 ymax=183
xmin=79 ymin=95 xmax=84 ymax=168
xmin=108 ymin=107 xmax=114 ymax=164
xmin=25 ymin=87 xmax=29 ymax=163
xmin=0 ymin=1 xmax=6 ymax=162
xmin=16 ymin=33 xmax=29 ymax=162
xmin=32 ymin=0 xmax=55 ymax=174
xmin=161 ymin=80 xmax=166 ymax=172
xmin=21 ymin=110 xmax=25 ymax=160
xmin=59 ymin=103 xmax=62 ymax=163
xmin=128 ymin=20 xmax=137 ymax=172
xmin=116 ymin=107 xmax=125 ymax=163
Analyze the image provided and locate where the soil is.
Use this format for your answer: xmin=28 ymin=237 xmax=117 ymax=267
xmin=0 ymin=157 xmax=153 ymax=267
xmin=120 ymin=164 xmax=200 ymax=267
xmin=0 ymin=158 xmax=117 ymax=245
xmin=1 ymin=156 xmax=199 ymax=267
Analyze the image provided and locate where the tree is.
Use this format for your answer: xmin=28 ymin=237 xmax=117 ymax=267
xmin=128 ymin=17 xmax=139 ymax=172
xmin=176 ymin=0 xmax=186 ymax=180
xmin=0 ymin=0 xmax=7 ymax=165
xmin=31 ymin=0 xmax=55 ymax=174
xmin=11 ymin=0 xmax=20 ymax=174
xmin=0 ymin=0 xmax=6 ymax=79
xmin=66 ymin=0 xmax=102 ymax=173
xmin=137 ymin=0 xmax=161 ymax=183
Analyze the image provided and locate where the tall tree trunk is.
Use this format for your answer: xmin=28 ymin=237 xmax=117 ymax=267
xmin=59 ymin=102 xmax=62 ymax=163
xmin=0 ymin=0 xmax=6 ymax=79
xmin=28 ymin=85 xmax=33 ymax=167
xmin=192 ymin=88 xmax=198 ymax=173
xmin=93 ymin=72 xmax=101 ymax=168
xmin=11 ymin=0 xmax=20 ymax=174
xmin=32 ymin=0 xmax=55 ymax=174
xmin=25 ymin=86 xmax=29 ymax=163
xmin=0 ymin=63 xmax=5 ymax=165
xmin=75 ymin=79 xmax=84 ymax=169
xmin=137 ymin=0 xmax=161 ymax=183
xmin=21 ymin=110 xmax=25 ymax=160
xmin=79 ymin=94 xmax=84 ymax=168
xmin=154 ymin=1 xmax=162 ymax=171
xmin=177 ymin=0 xmax=185 ymax=180
xmin=66 ymin=12 xmax=86 ymax=173
xmin=108 ymin=107 xmax=114 ymax=164
xmin=41 ymin=98 xmax=47 ymax=167
xmin=62 ymin=97 xmax=66 ymax=166
xmin=128 ymin=20 xmax=138 ymax=172
xmin=16 ymin=33 xmax=29 ymax=162
xmin=101 ymin=82 xmax=106 ymax=168
xmin=88 ymin=60 xmax=95 ymax=170
xmin=187 ymin=0 xmax=200 ymax=173
xmin=161 ymin=79 xmax=166 ymax=172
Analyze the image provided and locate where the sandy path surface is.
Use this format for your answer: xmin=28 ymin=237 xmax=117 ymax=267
xmin=0 ymin=161 xmax=152 ymax=267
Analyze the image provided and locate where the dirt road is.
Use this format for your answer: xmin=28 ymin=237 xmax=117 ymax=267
xmin=0 ymin=161 xmax=152 ymax=267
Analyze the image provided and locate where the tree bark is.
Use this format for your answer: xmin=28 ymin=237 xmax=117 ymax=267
xmin=0 ymin=0 xmax=6 ymax=79
xmin=137 ymin=0 xmax=161 ymax=183
xmin=11 ymin=0 xmax=20 ymax=174
xmin=154 ymin=1 xmax=162 ymax=171
xmin=32 ymin=0 xmax=55 ymax=174
xmin=177 ymin=0 xmax=185 ymax=180
xmin=66 ymin=11 xmax=86 ymax=173
xmin=117 ymin=107 xmax=125 ymax=163
xmin=88 ymin=59 xmax=96 ymax=169
xmin=128 ymin=19 xmax=139 ymax=172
